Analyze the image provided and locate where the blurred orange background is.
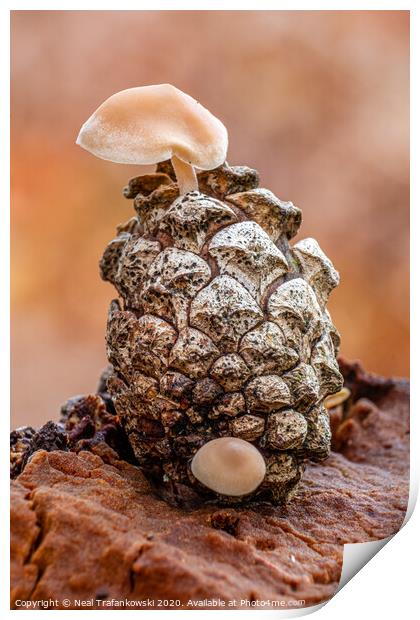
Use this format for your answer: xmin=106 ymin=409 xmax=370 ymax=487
xmin=11 ymin=10 xmax=409 ymax=428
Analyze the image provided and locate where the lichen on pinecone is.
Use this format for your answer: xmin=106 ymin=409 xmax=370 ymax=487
xmin=101 ymin=161 xmax=343 ymax=504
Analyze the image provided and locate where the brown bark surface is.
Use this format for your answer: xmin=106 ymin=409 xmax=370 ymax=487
xmin=10 ymin=363 xmax=409 ymax=610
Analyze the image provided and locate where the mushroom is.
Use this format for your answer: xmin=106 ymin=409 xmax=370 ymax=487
xmin=324 ymin=387 xmax=351 ymax=409
xmin=191 ymin=437 xmax=266 ymax=497
xmin=76 ymin=84 xmax=228 ymax=195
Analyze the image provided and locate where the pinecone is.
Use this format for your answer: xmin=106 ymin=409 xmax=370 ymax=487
xmin=101 ymin=161 xmax=343 ymax=505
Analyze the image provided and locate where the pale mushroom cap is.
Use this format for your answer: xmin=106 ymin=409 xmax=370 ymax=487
xmin=191 ymin=437 xmax=266 ymax=497
xmin=324 ymin=387 xmax=351 ymax=409
xmin=76 ymin=84 xmax=228 ymax=169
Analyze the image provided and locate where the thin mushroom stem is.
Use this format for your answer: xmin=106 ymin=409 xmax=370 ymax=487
xmin=171 ymin=155 xmax=198 ymax=195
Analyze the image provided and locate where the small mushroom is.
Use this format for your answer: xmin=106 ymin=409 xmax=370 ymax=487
xmin=76 ymin=84 xmax=228 ymax=195
xmin=191 ymin=437 xmax=266 ymax=497
xmin=324 ymin=387 xmax=351 ymax=409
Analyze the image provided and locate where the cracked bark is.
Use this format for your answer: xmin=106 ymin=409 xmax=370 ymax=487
xmin=10 ymin=371 xmax=409 ymax=609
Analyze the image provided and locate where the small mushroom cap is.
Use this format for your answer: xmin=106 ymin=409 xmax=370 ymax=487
xmin=324 ymin=387 xmax=351 ymax=409
xmin=76 ymin=84 xmax=228 ymax=169
xmin=191 ymin=437 xmax=266 ymax=497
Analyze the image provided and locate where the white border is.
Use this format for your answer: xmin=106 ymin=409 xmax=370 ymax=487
xmin=3 ymin=3 xmax=417 ymax=618
xmin=1 ymin=3 xmax=11 ymax=618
